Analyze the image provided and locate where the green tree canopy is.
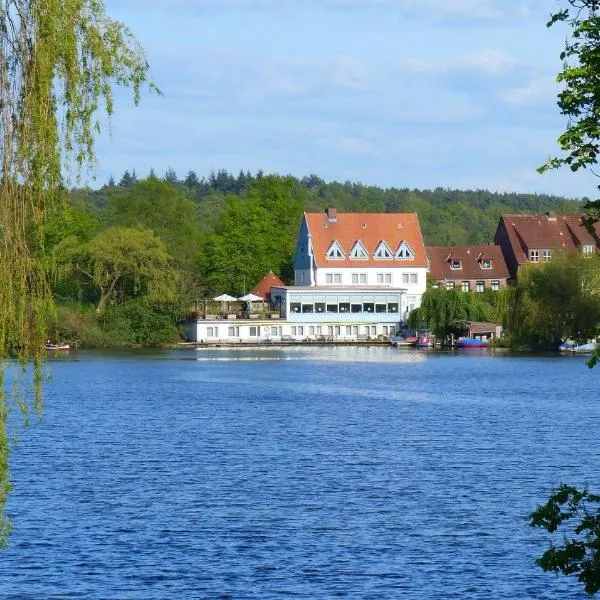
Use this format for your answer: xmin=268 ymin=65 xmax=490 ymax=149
xmin=57 ymin=227 xmax=174 ymax=313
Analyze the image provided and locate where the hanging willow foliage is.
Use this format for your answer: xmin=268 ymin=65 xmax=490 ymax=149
xmin=0 ymin=0 xmax=153 ymax=546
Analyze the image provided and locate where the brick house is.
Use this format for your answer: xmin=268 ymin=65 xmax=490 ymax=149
xmin=426 ymin=245 xmax=510 ymax=292
xmin=493 ymin=212 xmax=600 ymax=280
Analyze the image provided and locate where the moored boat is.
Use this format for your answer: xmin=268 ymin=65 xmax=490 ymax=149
xmin=391 ymin=335 xmax=417 ymax=347
xmin=456 ymin=337 xmax=488 ymax=348
xmin=45 ymin=343 xmax=70 ymax=352
xmin=572 ymin=342 xmax=598 ymax=354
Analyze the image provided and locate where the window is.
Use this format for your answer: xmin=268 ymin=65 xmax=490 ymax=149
xmin=409 ymin=273 xmax=418 ymax=284
xmin=450 ymin=260 xmax=462 ymax=270
xmin=228 ymin=326 xmax=239 ymax=337
xmin=326 ymin=241 xmax=345 ymax=260
xmin=462 ymin=281 xmax=470 ymax=292
xmin=326 ymin=273 xmax=333 ymax=284
xmin=309 ymin=326 xmax=315 ymax=335
xmin=481 ymin=259 xmax=492 ymax=269
xmin=207 ymin=327 xmax=215 ymax=337
xmin=491 ymin=280 xmax=500 ymax=291
xmin=395 ymin=241 xmax=414 ymax=260
xmin=401 ymin=273 xmax=409 ymax=284
xmin=377 ymin=273 xmax=391 ymax=284
xmin=583 ymin=244 xmax=594 ymax=257
xmin=349 ymin=241 xmax=369 ymax=260
xmin=352 ymin=326 xmax=359 ymax=335
xmin=302 ymin=304 xmax=314 ymax=313
xmin=291 ymin=326 xmax=297 ymax=335
xmin=333 ymin=273 xmax=341 ymax=284
xmin=315 ymin=302 xmax=325 ymax=313
xmin=271 ymin=326 xmax=280 ymax=336
xmin=339 ymin=302 xmax=350 ymax=313
xmin=387 ymin=303 xmax=398 ymax=313
xmin=374 ymin=241 xmax=393 ymax=259
xmin=377 ymin=273 xmax=383 ymax=284
xmin=249 ymin=326 xmax=259 ymax=337
xmin=351 ymin=303 xmax=362 ymax=313
xmin=298 ymin=326 xmax=304 ymax=336
xmin=363 ymin=302 xmax=374 ymax=313
xmin=334 ymin=326 xmax=341 ymax=336
xmin=530 ymin=249 xmax=539 ymax=263
xmin=446 ymin=281 xmax=455 ymax=290
xmin=326 ymin=304 xmax=338 ymax=313
xmin=375 ymin=303 xmax=387 ymax=313
xmin=352 ymin=273 xmax=358 ymax=284
xmin=359 ymin=273 xmax=367 ymax=284
xmin=290 ymin=302 xmax=301 ymax=313
xmin=371 ymin=326 xmax=377 ymax=336
xmin=543 ymin=249 xmax=552 ymax=262
xmin=476 ymin=281 xmax=485 ymax=292
xmin=346 ymin=326 xmax=352 ymax=335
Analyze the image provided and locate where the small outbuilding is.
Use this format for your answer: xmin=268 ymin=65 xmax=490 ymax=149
xmin=251 ymin=271 xmax=285 ymax=302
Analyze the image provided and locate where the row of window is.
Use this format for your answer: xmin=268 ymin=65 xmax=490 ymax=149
xmin=290 ymin=302 xmax=399 ymax=314
xmin=444 ymin=280 xmax=500 ymax=292
xmin=324 ymin=272 xmax=419 ymax=285
xmin=327 ymin=240 xmax=414 ymax=261
xmin=529 ymin=249 xmax=552 ymax=263
xmin=449 ymin=258 xmax=492 ymax=270
xmin=205 ymin=324 xmax=398 ymax=338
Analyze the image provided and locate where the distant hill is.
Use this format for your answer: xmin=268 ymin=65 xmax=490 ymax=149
xmin=75 ymin=169 xmax=585 ymax=247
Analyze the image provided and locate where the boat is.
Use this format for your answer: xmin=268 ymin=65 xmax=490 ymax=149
xmin=45 ymin=343 xmax=70 ymax=352
xmin=456 ymin=337 xmax=488 ymax=348
xmin=391 ymin=335 xmax=417 ymax=347
xmin=572 ymin=342 xmax=598 ymax=354
xmin=558 ymin=340 xmax=576 ymax=352
xmin=415 ymin=333 xmax=434 ymax=348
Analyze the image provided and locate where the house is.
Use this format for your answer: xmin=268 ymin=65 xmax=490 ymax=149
xmin=251 ymin=271 xmax=285 ymax=302
xmin=426 ymin=245 xmax=510 ymax=291
xmin=269 ymin=208 xmax=428 ymax=337
xmin=494 ymin=212 xmax=600 ymax=280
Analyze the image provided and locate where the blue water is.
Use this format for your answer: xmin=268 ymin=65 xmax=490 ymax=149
xmin=1 ymin=347 xmax=597 ymax=599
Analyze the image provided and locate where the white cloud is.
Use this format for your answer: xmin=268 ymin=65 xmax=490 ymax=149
xmin=400 ymin=49 xmax=518 ymax=77
xmin=502 ymin=76 xmax=559 ymax=106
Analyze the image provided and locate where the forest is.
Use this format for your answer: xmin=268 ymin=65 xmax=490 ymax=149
xmin=48 ymin=168 xmax=585 ymax=347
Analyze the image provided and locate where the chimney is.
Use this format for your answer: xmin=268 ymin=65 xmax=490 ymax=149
xmin=546 ymin=211 xmax=556 ymax=221
xmin=326 ymin=207 xmax=337 ymax=223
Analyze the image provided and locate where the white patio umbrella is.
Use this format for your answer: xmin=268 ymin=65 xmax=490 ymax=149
xmin=212 ymin=293 xmax=238 ymax=314
xmin=213 ymin=294 xmax=238 ymax=302
xmin=238 ymin=293 xmax=263 ymax=302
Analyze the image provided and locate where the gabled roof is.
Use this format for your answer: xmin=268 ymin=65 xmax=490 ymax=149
xmin=251 ymin=271 xmax=285 ymax=300
xmin=426 ymin=245 xmax=510 ymax=281
xmin=497 ymin=214 xmax=599 ymax=265
xmin=305 ymin=211 xmax=427 ymax=268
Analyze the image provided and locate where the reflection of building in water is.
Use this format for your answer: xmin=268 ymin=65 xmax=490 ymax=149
xmin=185 ymin=209 xmax=428 ymax=344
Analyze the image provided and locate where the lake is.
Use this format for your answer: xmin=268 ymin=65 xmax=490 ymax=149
xmin=0 ymin=347 xmax=597 ymax=599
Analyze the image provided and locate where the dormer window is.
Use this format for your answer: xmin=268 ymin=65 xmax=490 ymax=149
xmin=326 ymin=240 xmax=345 ymax=260
xmin=543 ymin=249 xmax=552 ymax=263
xmin=481 ymin=259 xmax=492 ymax=269
xmin=374 ymin=241 xmax=393 ymax=260
xmin=349 ymin=240 xmax=369 ymax=260
xmin=395 ymin=241 xmax=414 ymax=260
xmin=529 ymin=249 xmax=539 ymax=263
xmin=583 ymin=244 xmax=594 ymax=257
xmin=450 ymin=259 xmax=462 ymax=270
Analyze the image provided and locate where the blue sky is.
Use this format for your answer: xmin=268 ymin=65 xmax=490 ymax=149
xmin=91 ymin=0 xmax=593 ymax=198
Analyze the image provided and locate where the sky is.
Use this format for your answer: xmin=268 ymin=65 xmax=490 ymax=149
xmin=89 ymin=0 xmax=594 ymax=199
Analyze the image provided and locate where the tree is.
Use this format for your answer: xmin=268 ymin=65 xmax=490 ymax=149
xmin=531 ymin=4 xmax=600 ymax=593
xmin=58 ymin=227 xmax=175 ymax=313
xmin=0 ymin=0 xmax=153 ymax=546
xmin=530 ymin=485 xmax=600 ymax=596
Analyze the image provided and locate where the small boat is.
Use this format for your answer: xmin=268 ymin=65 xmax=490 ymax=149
xmin=456 ymin=337 xmax=488 ymax=348
xmin=572 ymin=342 xmax=598 ymax=354
xmin=558 ymin=340 xmax=576 ymax=352
xmin=415 ymin=334 xmax=434 ymax=348
xmin=391 ymin=335 xmax=417 ymax=347
xmin=45 ymin=343 xmax=70 ymax=352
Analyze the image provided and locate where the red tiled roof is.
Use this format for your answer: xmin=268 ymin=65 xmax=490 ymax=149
xmin=499 ymin=214 xmax=598 ymax=265
xmin=251 ymin=271 xmax=285 ymax=300
xmin=426 ymin=245 xmax=510 ymax=281
xmin=305 ymin=211 xmax=427 ymax=268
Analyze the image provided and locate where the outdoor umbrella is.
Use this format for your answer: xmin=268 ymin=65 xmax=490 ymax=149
xmin=213 ymin=293 xmax=238 ymax=314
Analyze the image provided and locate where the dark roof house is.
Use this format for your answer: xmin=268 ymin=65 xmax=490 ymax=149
xmin=493 ymin=212 xmax=600 ymax=279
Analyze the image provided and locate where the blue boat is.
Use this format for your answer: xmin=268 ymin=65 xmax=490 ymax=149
xmin=456 ymin=337 xmax=488 ymax=348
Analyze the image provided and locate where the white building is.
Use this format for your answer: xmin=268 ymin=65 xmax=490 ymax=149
xmin=186 ymin=209 xmax=428 ymax=344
